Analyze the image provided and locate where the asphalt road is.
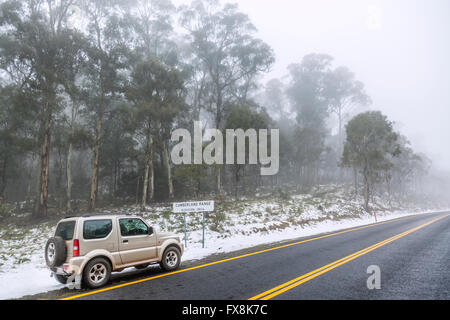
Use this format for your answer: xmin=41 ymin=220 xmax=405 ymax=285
xmin=52 ymin=211 xmax=449 ymax=300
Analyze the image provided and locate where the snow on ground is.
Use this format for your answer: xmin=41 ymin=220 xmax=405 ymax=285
xmin=0 ymin=260 xmax=65 ymax=300
xmin=0 ymin=223 xmax=66 ymax=299
xmin=0 ymin=186 xmax=448 ymax=300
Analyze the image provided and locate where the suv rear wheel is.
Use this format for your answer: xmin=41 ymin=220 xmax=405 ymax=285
xmin=160 ymin=247 xmax=181 ymax=271
xmin=83 ymin=258 xmax=111 ymax=289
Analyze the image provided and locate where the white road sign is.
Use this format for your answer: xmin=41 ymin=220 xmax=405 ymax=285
xmin=173 ymin=201 xmax=215 ymax=213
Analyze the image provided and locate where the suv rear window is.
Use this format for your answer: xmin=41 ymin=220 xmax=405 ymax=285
xmin=55 ymin=221 xmax=76 ymax=240
xmin=83 ymin=220 xmax=113 ymax=240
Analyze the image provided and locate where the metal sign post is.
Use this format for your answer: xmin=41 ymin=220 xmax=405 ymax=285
xmin=184 ymin=213 xmax=187 ymax=248
xmin=202 ymin=212 xmax=205 ymax=248
xmin=173 ymin=201 xmax=215 ymax=249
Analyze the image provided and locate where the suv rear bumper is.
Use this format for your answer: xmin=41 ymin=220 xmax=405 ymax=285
xmin=50 ymin=257 xmax=86 ymax=275
xmin=50 ymin=266 xmax=70 ymax=276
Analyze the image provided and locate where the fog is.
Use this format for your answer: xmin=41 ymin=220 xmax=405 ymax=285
xmin=174 ymin=0 xmax=450 ymax=172
xmin=2 ymin=0 xmax=449 ymax=214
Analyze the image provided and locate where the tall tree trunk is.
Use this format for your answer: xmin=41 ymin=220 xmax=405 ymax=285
xmin=135 ymin=175 xmax=140 ymax=206
xmin=0 ymin=155 xmax=8 ymax=198
xmin=363 ymin=169 xmax=370 ymax=212
xmin=234 ymin=166 xmax=239 ymax=198
xmin=197 ymin=177 xmax=201 ymax=199
xmin=88 ymin=121 xmax=101 ymax=211
xmin=141 ymin=135 xmax=153 ymax=211
xmin=88 ymin=95 xmax=104 ymax=211
xmin=141 ymin=161 xmax=150 ymax=212
xmin=215 ymin=91 xmax=223 ymax=196
xmin=149 ymin=152 xmax=154 ymax=201
xmin=386 ymin=174 xmax=392 ymax=207
xmin=216 ymin=168 xmax=222 ymax=197
xmin=26 ymin=155 xmax=37 ymax=201
xmin=66 ymin=142 xmax=73 ymax=212
xmin=66 ymin=102 xmax=78 ymax=212
xmin=353 ymin=167 xmax=358 ymax=199
xmin=338 ymin=109 xmax=344 ymax=182
xmin=338 ymin=108 xmax=343 ymax=155
xmin=34 ymin=154 xmax=42 ymax=213
xmin=35 ymin=107 xmax=52 ymax=218
xmin=163 ymin=140 xmax=174 ymax=199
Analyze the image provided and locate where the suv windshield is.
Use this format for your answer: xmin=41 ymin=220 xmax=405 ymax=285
xmin=55 ymin=221 xmax=76 ymax=240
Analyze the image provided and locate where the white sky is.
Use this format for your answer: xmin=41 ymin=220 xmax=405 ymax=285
xmin=173 ymin=0 xmax=450 ymax=171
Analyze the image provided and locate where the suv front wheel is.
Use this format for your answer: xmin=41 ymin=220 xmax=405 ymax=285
xmin=160 ymin=247 xmax=181 ymax=272
xmin=83 ymin=258 xmax=112 ymax=289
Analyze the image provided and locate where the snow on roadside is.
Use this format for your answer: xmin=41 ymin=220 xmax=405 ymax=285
xmin=0 ymin=260 xmax=65 ymax=300
xmin=0 ymin=223 xmax=63 ymax=300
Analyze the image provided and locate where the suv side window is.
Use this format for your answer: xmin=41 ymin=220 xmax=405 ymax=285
xmin=83 ymin=220 xmax=113 ymax=240
xmin=119 ymin=218 xmax=149 ymax=237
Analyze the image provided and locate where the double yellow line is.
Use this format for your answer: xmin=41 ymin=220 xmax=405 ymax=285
xmin=60 ymin=213 xmax=439 ymax=300
xmin=250 ymin=214 xmax=449 ymax=300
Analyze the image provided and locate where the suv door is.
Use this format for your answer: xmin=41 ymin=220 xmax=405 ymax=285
xmin=117 ymin=218 xmax=157 ymax=265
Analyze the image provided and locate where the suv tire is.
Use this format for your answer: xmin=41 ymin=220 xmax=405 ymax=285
xmin=45 ymin=237 xmax=67 ymax=268
xmin=160 ymin=246 xmax=181 ymax=272
xmin=83 ymin=258 xmax=112 ymax=289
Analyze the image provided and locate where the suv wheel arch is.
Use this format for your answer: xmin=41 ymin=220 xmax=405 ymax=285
xmin=158 ymin=241 xmax=182 ymax=261
xmin=81 ymin=255 xmax=114 ymax=274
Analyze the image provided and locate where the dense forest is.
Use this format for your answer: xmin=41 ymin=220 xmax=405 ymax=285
xmin=0 ymin=0 xmax=436 ymax=220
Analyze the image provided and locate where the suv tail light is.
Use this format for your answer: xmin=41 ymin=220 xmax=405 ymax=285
xmin=73 ymin=239 xmax=80 ymax=257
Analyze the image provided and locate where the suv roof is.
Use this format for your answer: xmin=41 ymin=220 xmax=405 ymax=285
xmin=63 ymin=213 xmax=137 ymax=220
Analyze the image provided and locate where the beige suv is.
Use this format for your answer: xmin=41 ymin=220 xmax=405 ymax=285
xmin=45 ymin=213 xmax=184 ymax=289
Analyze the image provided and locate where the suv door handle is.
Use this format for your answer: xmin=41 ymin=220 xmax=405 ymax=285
xmin=123 ymin=240 xmax=129 ymax=243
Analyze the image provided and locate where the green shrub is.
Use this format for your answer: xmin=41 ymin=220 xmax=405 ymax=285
xmin=0 ymin=203 xmax=13 ymax=221
xmin=274 ymin=187 xmax=291 ymax=201
xmin=209 ymin=211 xmax=226 ymax=232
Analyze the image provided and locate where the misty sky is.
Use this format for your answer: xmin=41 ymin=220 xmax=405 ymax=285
xmin=174 ymin=0 xmax=450 ymax=172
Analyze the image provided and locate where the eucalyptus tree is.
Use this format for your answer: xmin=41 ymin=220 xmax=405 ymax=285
xmin=53 ymin=27 xmax=90 ymax=211
xmin=128 ymin=0 xmax=181 ymax=203
xmin=324 ymin=66 xmax=372 ymax=154
xmin=261 ymin=79 xmax=289 ymax=121
xmin=388 ymin=136 xmax=430 ymax=203
xmin=180 ymin=0 xmax=275 ymax=194
xmin=79 ymin=0 xmax=132 ymax=210
xmin=286 ymin=54 xmax=334 ymax=186
xmin=224 ymin=105 xmax=271 ymax=197
xmin=98 ymin=103 xmax=137 ymax=201
xmin=130 ymin=0 xmax=177 ymax=62
xmin=0 ymin=85 xmax=36 ymax=198
xmin=342 ymin=111 xmax=401 ymax=211
xmin=0 ymin=0 xmax=85 ymax=217
xmin=126 ymin=58 xmax=185 ymax=209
